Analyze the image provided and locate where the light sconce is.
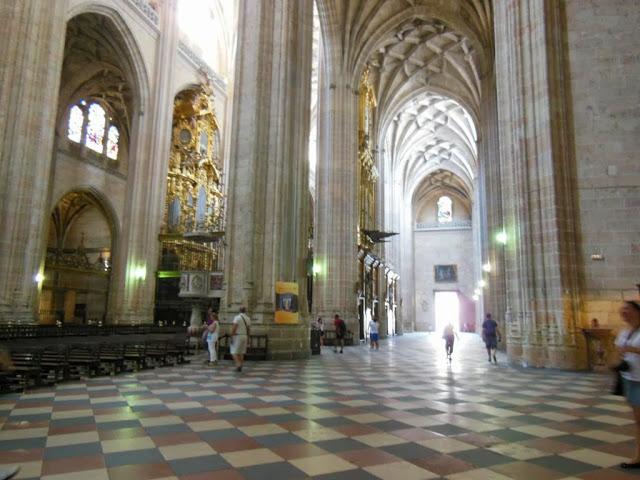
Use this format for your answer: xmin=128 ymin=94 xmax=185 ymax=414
xmin=482 ymin=262 xmax=491 ymax=273
xmin=496 ymin=231 xmax=508 ymax=245
xmin=131 ymin=265 xmax=147 ymax=280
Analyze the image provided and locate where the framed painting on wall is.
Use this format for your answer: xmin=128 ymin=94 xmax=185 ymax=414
xmin=434 ymin=264 xmax=457 ymax=283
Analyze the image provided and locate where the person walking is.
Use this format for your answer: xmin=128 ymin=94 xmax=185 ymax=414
xmin=615 ymin=301 xmax=640 ymax=469
xmin=369 ymin=317 xmax=380 ymax=350
xmin=333 ymin=314 xmax=346 ymax=353
xmin=230 ymin=307 xmax=251 ymax=372
xmin=442 ymin=323 xmax=458 ymax=361
xmin=317 ymin=317 xmax=325 ymax=348
xmin=481 ymin=313 xmax=501 ymax=363
xmin=205 ymin=311 xmax=219 ymax=366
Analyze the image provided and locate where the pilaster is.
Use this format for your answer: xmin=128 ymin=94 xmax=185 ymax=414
xmin=0 ymin=0 xmax=68 ymax=324
xmin=112 ymin=0 xmax=179 ymax=324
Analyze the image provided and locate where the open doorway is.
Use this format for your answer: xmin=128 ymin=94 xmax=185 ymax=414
xmin=434 ymin=291 xmax=460 ymax=334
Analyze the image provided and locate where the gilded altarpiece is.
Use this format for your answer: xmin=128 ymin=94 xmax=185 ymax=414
xmin=156 ymin=84 xmax=225 ymax=325
xmin=358 ymin=67 xmax=378 ymax=247
xmin=356 ymin=68 xmax=380 ymax=340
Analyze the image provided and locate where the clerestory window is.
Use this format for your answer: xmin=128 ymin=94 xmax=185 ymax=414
xmin=67 ymin=101 xmax=120 ymax=160
xmin=437 ymin=196 xmax=453 ymax=223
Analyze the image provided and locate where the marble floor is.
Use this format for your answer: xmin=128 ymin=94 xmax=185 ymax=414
xmin=0 ymin=333 xmax=638 ymax=480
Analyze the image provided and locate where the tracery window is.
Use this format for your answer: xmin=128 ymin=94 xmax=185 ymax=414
xmin=106 ymin=126 xmax=119 ymax=160
xmin=67 ymin=105 xmax=84 ymax=143
xmin=86 ymin=103 xmax=106 ymax=153
xmin=66 ymin=102 xmax=120 ymax=160
xmin=437 ymin=196 xmax=453 ymax=223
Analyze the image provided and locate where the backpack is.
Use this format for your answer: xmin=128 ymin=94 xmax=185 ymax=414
xmin=483 ymin=319 xmax=497 ymax=336
xmin=337 ymin=319 xmax=347 ymax=335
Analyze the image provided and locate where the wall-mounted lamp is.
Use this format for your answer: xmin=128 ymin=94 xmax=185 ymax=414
xmin=34 ymin=273 xmax=44 ymax=283
xmin=131 ymin=265 xmax=147 ymax=280
xmin=482 ymin=262 xmax=491 ymax=273
xmin=496 ymin=231 xmax=508 ymax=245
xmin=478 ymin=280 xmax=487 ymax=288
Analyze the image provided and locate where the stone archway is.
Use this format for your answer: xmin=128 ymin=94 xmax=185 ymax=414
xmin=39 ymin=191 xmax=116 ymax=325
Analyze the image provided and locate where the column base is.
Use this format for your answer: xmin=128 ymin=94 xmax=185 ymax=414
xmin=508 ymin=342 xmax=588 ymax=370
xmin=252 ymin=323 xmax=311 ymax=360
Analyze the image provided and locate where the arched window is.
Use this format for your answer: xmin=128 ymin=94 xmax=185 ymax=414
xmin=86 ymin=103 xmax=106 ymax=153
xmin=68 ymin=105 xmax=84 ymax=143
xmin=437 ymin=196 xmax=453 ymax=223
xmin=106 ymin=125 xmax=119 ymax=160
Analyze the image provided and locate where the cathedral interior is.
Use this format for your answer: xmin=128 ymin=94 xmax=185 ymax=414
xmin=0 ymin=0 xmax=638 ymax=478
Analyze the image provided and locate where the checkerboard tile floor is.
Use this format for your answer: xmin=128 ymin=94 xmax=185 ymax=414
xmin=1 ymin=333 xmax=638 ymax=479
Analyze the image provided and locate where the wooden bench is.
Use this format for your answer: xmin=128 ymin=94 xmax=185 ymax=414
xmin=322 ymin=330 xmax=355 ymax=347
xmin=145 ymin=341 xmax=170 ymax=367
xmin=218 ymin=334 xmax=268 ymax=360
xmin=99 ymin=343 xmax=125 ymax=376
xmin=40 ymin=346 xmax=68 ymax=384
xmin=123 ymin=342 xmax=150 ymax=371
xmin=7 ymin=349 xmax=42 ymax=391
xmin=67 ymin=345 xmax=101 ymax=378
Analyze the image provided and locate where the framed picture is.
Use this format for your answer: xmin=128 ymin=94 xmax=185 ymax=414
xmin=434 ymin=265 xmax=457 ymax=283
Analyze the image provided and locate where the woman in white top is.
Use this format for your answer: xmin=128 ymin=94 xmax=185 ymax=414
xmin=317 ymin=317 xmax=325 ymax=348
xmin=206 ymin=312 xmax=219 ymax=365
xmin=615 ymin=300 xmax=640 ymax=469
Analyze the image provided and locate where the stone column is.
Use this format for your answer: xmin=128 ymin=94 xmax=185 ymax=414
xmin=111 ymin=0 xmax=179 ymax=324
xmin=0 ymin=0 xmax=68 ymax=324
xmin=313 ymin=68 xmax=360 ymax=335
xmin=223 ymin=0 xmax=313 ymax=359
xmin=478 ymin=74 xmax=506 ymax=338
xmin=495 ymin=0 xmax=584 ymax=368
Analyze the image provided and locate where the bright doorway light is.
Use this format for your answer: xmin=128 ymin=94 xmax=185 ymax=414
xmin=434 ymin=291 xmax=460 ymax=333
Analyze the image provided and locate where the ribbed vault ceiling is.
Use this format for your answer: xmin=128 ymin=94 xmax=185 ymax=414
xmin=386 ymin=92 xmax=477 ymax=195
xmin=316 ymin=0 xmax=490 ymax=198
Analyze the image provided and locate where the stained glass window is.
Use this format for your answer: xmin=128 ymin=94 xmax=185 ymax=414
xmin=437 ymin=196 xmax=453 ymax=223
xmin=106 ymin=125 xmax=119 ymax=160
xmin=86 ymin=103 xmax=106 ymax=153
xmin=68 ymin=105 xmax=84 ymax=143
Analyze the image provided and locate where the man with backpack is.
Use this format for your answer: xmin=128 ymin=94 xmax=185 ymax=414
xmin=482 ymin=313 xmax=501 ymax=363
xmin=334 ymin=314 xmax=346 ymax=353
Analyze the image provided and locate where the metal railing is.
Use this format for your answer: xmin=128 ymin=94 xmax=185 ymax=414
xmin=415 ymin=220 xmax=472 ymax=231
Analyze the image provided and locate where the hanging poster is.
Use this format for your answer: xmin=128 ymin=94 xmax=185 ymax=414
xmin=275 ymin=282 xmax=299 ymax=324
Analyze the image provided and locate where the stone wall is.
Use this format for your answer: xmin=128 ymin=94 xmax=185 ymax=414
xmin=565 ymin=0 xmax=640 ymax=329
xmin=413 ymin=229 xmax=475 ymax=331
xmin=413 ymin=195 xmax=474 ymax=331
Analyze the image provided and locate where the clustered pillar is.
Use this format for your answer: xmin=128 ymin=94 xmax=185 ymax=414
xmin=0 ymin=0 xmax=68 ymax=324
xmin=494 ymin=0 xmax=584 ymax=368
xmin=222 ymin=0 xmax=314 ymax=359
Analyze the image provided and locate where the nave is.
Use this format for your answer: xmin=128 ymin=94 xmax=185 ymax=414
xmin=0 ymin=335 xmax=635 ymax=480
